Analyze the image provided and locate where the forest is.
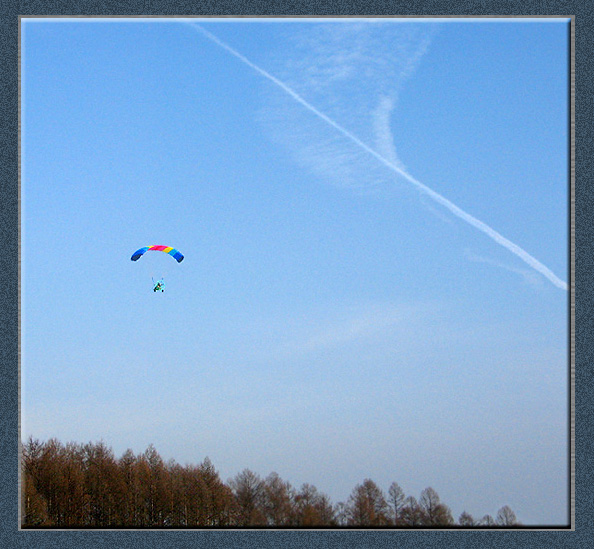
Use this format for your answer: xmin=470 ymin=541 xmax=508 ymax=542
xmin=21 ymin=438 xmax=520 ymax=528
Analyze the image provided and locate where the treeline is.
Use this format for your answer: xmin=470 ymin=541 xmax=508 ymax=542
xmin=21 ymin=438 xmax=520 ymax=528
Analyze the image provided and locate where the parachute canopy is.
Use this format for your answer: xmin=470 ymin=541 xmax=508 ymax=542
xmin=131 ymin=245 xmax=184 ymax=263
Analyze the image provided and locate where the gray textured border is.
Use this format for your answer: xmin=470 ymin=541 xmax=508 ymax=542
xmin=4 ymin=1 xmax=588 ymax=548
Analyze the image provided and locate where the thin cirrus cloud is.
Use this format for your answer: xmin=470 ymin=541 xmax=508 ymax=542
xmin=233 ymin=300 xmax=435 ymax=366
xmin=372 ymin=95 xmax=407 ymax=172
xmin=256 ymin=21 xmax=431 ymax=191
xmin=188 ymin=22 xmax=568 ymax=291
xmin=463 ymin=249 xmax=545 ymax=289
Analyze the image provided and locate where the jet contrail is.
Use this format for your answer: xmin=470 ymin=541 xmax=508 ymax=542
xmin=190 ymin=24 xmax=568 ymax=291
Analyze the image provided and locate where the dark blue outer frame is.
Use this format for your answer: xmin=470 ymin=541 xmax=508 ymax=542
xmin=3 ymin=1 xmax=590 ymax=548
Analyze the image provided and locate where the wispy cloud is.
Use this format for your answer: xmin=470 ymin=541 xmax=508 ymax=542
xmin=285 ymin=302 xmax=413 ymax=356
xmin=464 ymin=249 xmax=545 ymax=288
xmin=257 ymin=22 xmax=432 ymax=191
xmin=236 ymin=300 xmax=435 ymax=365
xmin=372 ymin=95 xmax=406 ymax=171
xmin=188 ymin=23 xmax=567 ymax=291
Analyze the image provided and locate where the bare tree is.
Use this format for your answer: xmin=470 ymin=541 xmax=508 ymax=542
xmin=198 ymin=457 xmax=235 ymax=526
xmin=163 ymin=460 xmax=185 ymax=526
xmin=34 ymin=438 xmax=65 ymax=525
xmin=387 ymin=481 xmax=405 ymax=524
xmin=419 ymin=487 xmax=439 ymax=525
xmin=83 ymin=441 xmax=123 ymax=527
xmin=496 ymin=505 xmax=519 ymax=526
xmin=458 ymin=511 xmax=475 ymax=526
xmin=479 ymin=514 xmax=496 ymax=526
xmin=21 ymin=438 xmax=49 ymax=526
xmin=294 ymin=483 xmax=335 ymax=526
xmin=136 ymin=444 xmax=169 ymax=526
xmin=345 ymin=479 xmax=390 ymax=526
xmin=333 ymin=502 xmax=348 ymax=526
xmin=118 ymin=449 xmax=141 ymax=525
xmin=228 ymin=469 xmax=266 ymax=526
xmin=399 ymin=495 xmax=424 ymax=526
xmin=61 ymin=442 xmax=87 ymax=526
xmin=180 ymin=464 xmax=209 ymax=526
xmin=419 ymin=487 xmax=454 ymax=526
xmin=262 ymin=472 xmax=295 ymax=526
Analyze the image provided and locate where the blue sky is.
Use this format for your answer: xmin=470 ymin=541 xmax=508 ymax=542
xmin=21 ymin=18 xmax=569 ymax=525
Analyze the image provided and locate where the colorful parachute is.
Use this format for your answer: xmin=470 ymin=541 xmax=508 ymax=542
xmin=131 ymin=245 xmax=184 ymax=263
